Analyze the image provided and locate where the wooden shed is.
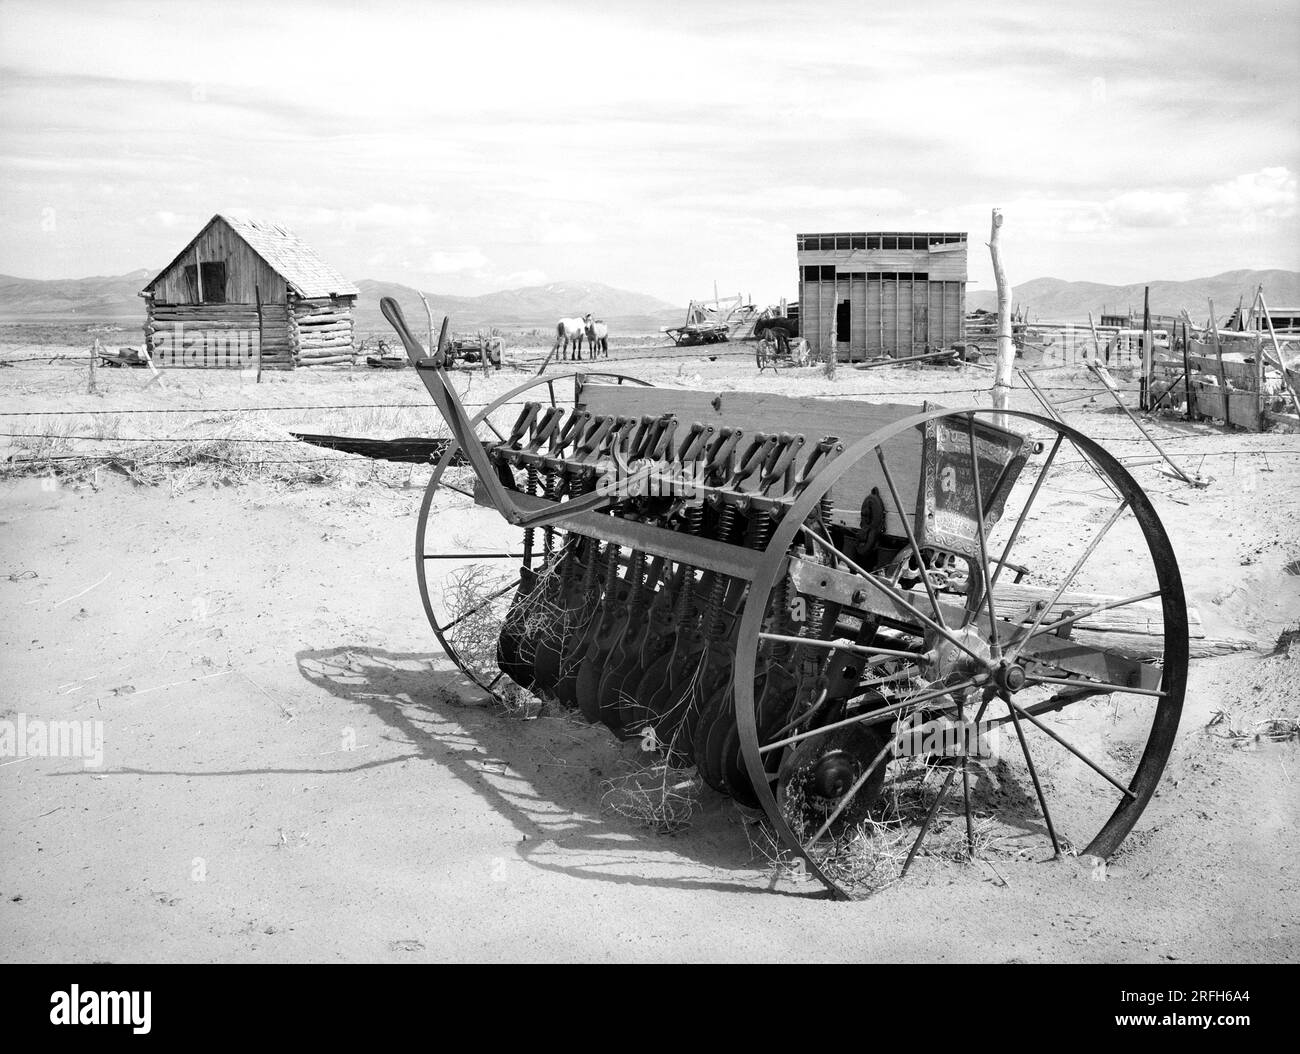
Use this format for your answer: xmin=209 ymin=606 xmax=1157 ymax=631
xmin=796 ymin=231 xmax=968 ymax=361
xmin=140 ymin=214 xmax=359 ymax=369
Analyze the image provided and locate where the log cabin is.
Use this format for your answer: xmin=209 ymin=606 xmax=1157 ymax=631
xmin=796 ymin=231 xmax=968 ymax=361
xmin=139 ymin=214 xmax=359 ymax=369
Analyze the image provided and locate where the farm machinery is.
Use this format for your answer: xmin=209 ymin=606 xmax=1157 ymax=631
xmin=382 ymin=297 xmax=1187 ymax=899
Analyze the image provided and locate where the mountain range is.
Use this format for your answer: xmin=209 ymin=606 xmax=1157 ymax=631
xmin=2 ymin=267 xmax=1297 ymax=331
xmin=350 ymin=279 xmax=681 ymax=333
xmin=0 ymin=270 xmax=683 ymax=332
xmin=965 ymin=269 xmax=1300 ymax=322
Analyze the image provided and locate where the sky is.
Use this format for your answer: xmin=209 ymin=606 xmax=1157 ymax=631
xmin=0 ymin=0 xmax=1297 ymax=305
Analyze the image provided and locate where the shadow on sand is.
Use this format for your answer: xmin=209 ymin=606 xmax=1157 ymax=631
xmin=294 ymin=644 xmax=821 ymax=898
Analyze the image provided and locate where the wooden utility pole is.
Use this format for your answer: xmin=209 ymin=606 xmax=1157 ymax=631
xmin=989 ymin=209 xmax=1014 ymax=420
xmin=1141 ymin=286 xmax=1153 ymax=411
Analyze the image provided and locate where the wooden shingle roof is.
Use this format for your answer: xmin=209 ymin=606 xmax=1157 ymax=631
xmin=142 ymin=214 xmax=360 ymax=299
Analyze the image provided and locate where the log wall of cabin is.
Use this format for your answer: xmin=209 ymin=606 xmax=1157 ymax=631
xmin=291 ymin=296 xmax=356 ymax=367
xmin=143 ymin=300 xmax=294 ymax=369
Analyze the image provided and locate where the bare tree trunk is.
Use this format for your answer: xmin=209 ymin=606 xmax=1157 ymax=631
xmin=990 ymin=209 xmax=1014 ymax=420
xmin=418 ymin=291 xmax=435 ymax=354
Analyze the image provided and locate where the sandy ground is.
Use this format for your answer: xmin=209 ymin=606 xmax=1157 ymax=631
xmin=2 ymin=343 xmax=1298 ymax=962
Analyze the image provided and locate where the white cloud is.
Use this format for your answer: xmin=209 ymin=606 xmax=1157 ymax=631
xmin=501 ymin=269 xmax=547 ymax=287
xmin=1205 ymin=166 xmax=1297 ymax=223
xmin=1104 ymin=190 xmax=1191 ymax=228
xmin=426 ymin=248 xmax=489 ymax=275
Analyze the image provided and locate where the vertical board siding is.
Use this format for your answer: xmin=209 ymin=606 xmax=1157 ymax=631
xmin=150 ymin=218 xmax=288 ymax=304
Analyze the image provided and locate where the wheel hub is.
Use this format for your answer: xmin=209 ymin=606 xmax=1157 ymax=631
xmin=922 ymin=624 xmax=991 ymax=682
xmin=993 ymin=661 xmax=1027 ymax=693
xmin=812 ymin=751 xmax=857 ymax=799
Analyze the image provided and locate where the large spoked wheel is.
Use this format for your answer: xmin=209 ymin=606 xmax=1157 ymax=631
xmin=733 ymin=408 xmax=1188 ymax=900
xmin=415 ymin=371 xmax=652 ymax=705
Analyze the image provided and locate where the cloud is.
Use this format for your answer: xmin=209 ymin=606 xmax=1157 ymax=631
xmin=501 ymin=269 xmax=547 ymax=287
xmin=1104 ymin=190 xmax=1191 ymax=228
xmin=425 ymin=248 xmax=489 ymax=275
xmin=1205 ymin=166 xmax=1297 ymax=223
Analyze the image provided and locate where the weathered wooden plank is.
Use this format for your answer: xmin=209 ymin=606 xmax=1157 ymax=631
xmin=788 ymin=556 xmax=1251 ymax=660
xmin=1190 ymin=382 xmax=1262 ymax=429
xmin=297 ymin=355 xmax=354 ymax=366
xmin=989 ymin=581 xmax=1203 ymax=636
xmin=1186 ymin=355 xmax=1257 ymax=387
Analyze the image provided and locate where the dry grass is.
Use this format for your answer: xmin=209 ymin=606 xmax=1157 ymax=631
xmin=601 ymin=761 xmax=701 ymax=832
xmin=1 ymin=410 xmax=432 ymax=492
xmin=1206 ymin=709 xmax=1300 ymax=745
xmin=438 ymin=559 xmax=592 ymax=721
xmin=746 ymin=753 xmax=1025 ymax=895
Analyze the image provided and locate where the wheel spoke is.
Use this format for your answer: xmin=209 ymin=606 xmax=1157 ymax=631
xmin=1016 ymin=589 xmax=1163 ymax=643
xmin=759 ymin=676 xmax=982 ymax=754
xmin=966 ymin=415 xmax=1002 ymax=656
xmin=1024 ymin=673 xmax=1166 ymax=699
xmin=439 ymin=480 xmax=477 ymax=501
xmin=901 ymin=766 xmax=959 ymax=876
xmin=965 ymin=434 xmax=1064 ymax=629
xmin=439 ymin=577 xmax=520 ymax=633
xmin=1003 ymin=695 xmax=1136 ymax=799
xmin=423 ymin=551 xmax=526 ymax=560
xmin=876 ymin=446 xmax=948 ymax=629
xmin=956 ymin=692 xmax=975 ymax=853
xmin=1002 ymin=689 xmax=1062 ymax=856
xmin=899 ymin=696 xmax=990 ymax=875
xmin=1007 ymin=498 xmax=1131 ymax=662
xmin=757 ymin=632 xmax=926 ymax=663
xmin=799 ymin=524 xmax=994 ymax=672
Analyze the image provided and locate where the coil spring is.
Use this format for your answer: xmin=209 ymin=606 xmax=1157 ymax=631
xmin=684 ymin=502 xmax=704 ymax=536
xmin=523 ymin=466 xmax=539 ymax=555
xmin=602 ymin=542 xmax=621 ymax=591
xmin=627 ymin=551 xmax=648 ymax=604
xmin=802 ymin=487 xmax=837 ymax=638
xmin=543 ymin=470 xmax=562 ymax=556
xmin=706 ymin=504 xmax=740 ymax=636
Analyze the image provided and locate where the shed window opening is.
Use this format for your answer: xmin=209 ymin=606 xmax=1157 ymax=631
xmin=184 ymin=261 xmax=229 ymax=304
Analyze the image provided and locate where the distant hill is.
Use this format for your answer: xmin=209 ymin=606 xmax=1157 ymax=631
xmin=966 ymin=269 xmax=1300 ymax=323
xmin=0 ymin=270 xmax=682 ymax=334
xmin=351 ymin=278 xmax=681 ymax=334
xmin=0 ymin=269 xmax=155 ymax=320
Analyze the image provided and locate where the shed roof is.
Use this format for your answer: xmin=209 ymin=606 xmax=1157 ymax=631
xmin=143 ymin=214 xmax=360 ymax=299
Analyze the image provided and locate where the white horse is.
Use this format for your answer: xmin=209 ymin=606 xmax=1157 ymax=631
xmin=583 ymin=314 xmax=609 ymax=359
xmin=554 ymin=317 xmax=586 ymax=360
